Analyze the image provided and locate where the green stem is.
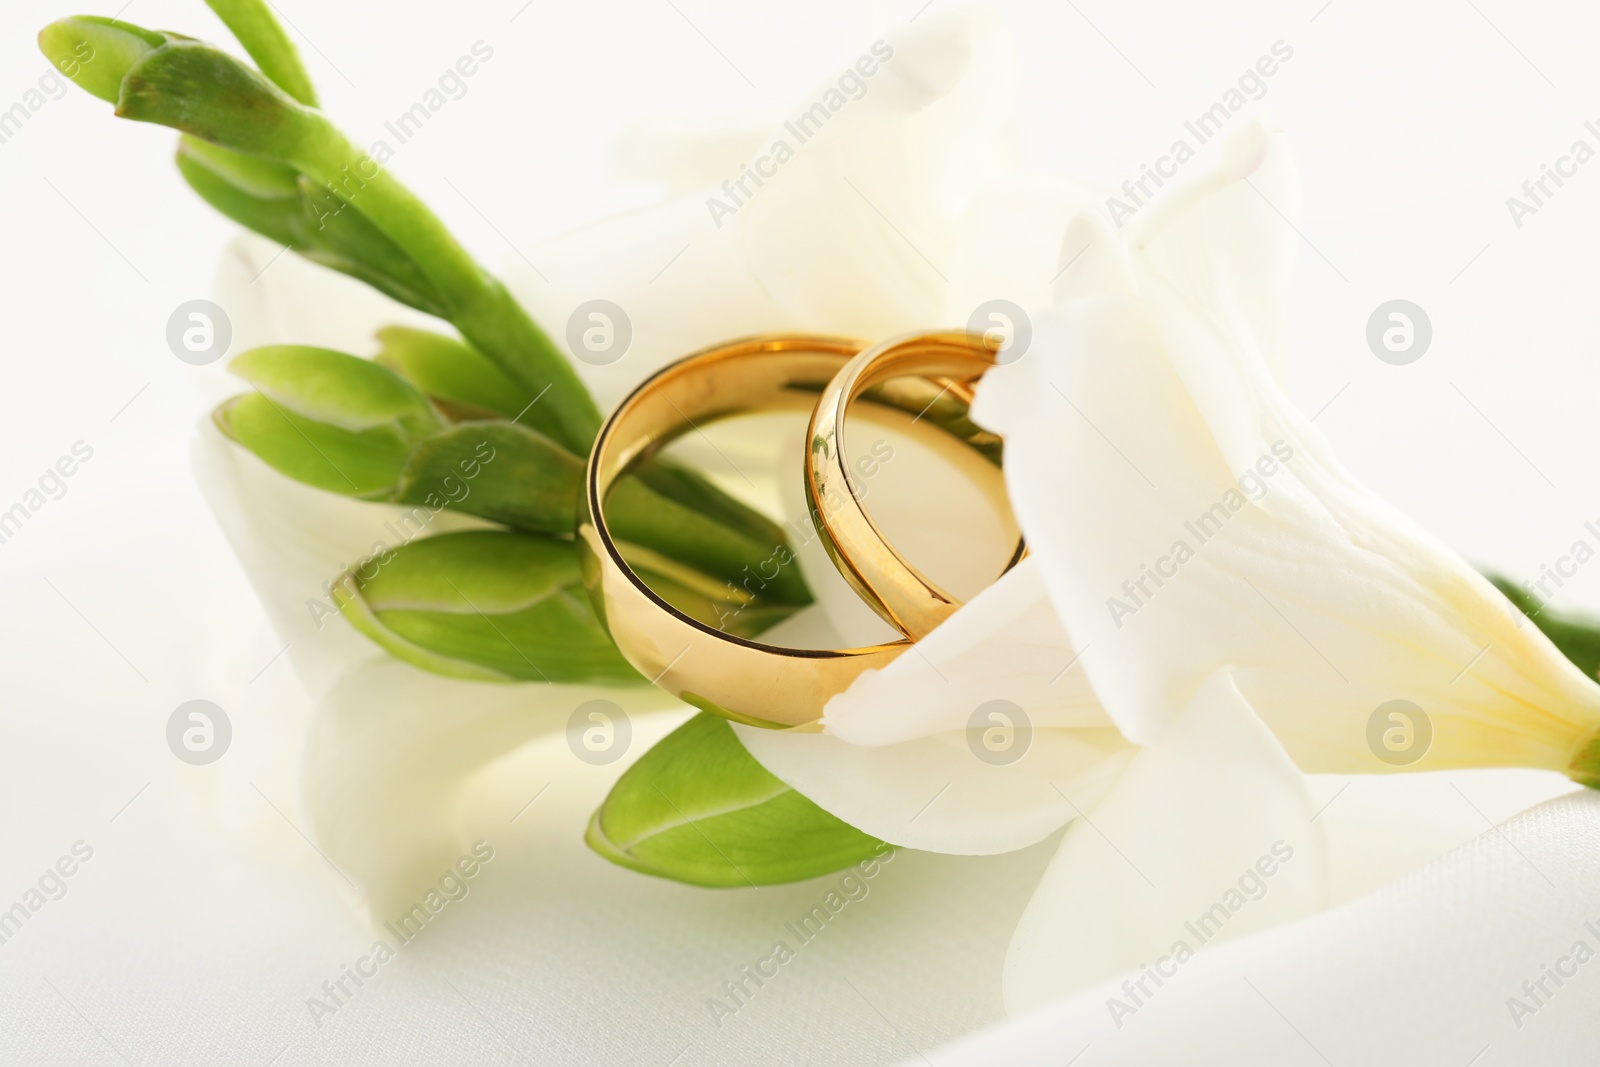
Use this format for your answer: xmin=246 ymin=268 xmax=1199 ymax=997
xmin=202 ymin=0 xmax=319 ymax=106
xmin=292 ymin=127 xmax=602 ymax=454
xmin=47 ymin=21 xmax=601 ymax=451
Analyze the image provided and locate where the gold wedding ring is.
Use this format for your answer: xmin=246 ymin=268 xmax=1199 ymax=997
xmin=805 ymin=330 xmax=1021 ymax=639
xmin=579 ymin=333 xmax=1019 ymax=728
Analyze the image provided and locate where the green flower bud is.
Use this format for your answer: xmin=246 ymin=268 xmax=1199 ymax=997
xmin=37 ymin=14 xmax=602 ymax=455
xmin=375 ymin=327 xmax=538 ymax=420
xmin=288 ymin=179 xmax=448 ymax=318
xmin=335 ymin=531 xmax=641 ymax=685
xmin=587 ymin=712 xmax=889 ymax=887
xmin=215 ymin=346 xmax=441 ymax=499
xmin=214 ymin=393 xmax=415 ymax=500
xmin=395 ymin=421 xmax=582 ymax=534
xmin=176 ymin=144 xmax=447 ymax=317
xmin=37 ymin=17 xmax=165 ymax=105
xmin=177 ymin=136 xmax=298 ymax=198
xmin=119 ymin=39 xmax=324 ymax=161
xmin=230 ymin=345 xmax=440 ymax=437
xmin=175 ymin=140 xmax=298 ymax=248
xmin=608 ymin=478 xmax=811 ymax=608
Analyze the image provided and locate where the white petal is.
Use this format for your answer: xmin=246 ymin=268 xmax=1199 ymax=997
xmin=736 ymin=719 xmax=1132 ymax=856
xmin=195 ymin=234 xmax=434 ymax=407
xmin=774 ymin=413 xmax=1024 ymax=651
xmin=1306 ymin=767 xmax=1579 ymax=906
xmin=737 ymin=9 xmax=1018 ymax=337
xmin=608 ymin=114 xmax=775 ymax=197
xmin=506 ymin=12 xmax=1020 ymax=412
xmin=944 ymin=176 xmax=1113 ymax=324
xmin=301 ymin=656 xmax=682 ymax=920
xmin=821 ymin=559 xmax=1106 ymax=746
xmin=739 ymin=606 xmax=1128 ymax=856
xmin=1003 ymin=670 xmax=1327 ymax=1015
xmin=1130 ymin=122 xmax=1297 ymax=389
xmin=189 ymin=418 xmax=491 ymax=698
xmin=505 ymin=195 xmax=798 ymax=412
xmin=972 ymin=129 xmax=1600 ymax=774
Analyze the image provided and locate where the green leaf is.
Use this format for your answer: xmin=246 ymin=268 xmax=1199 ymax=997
xmin=214 ymin=393 xmax=412 ymax=499
xmin=229 ymin=345 xmax=440 ymax=436
xmin=201 ymin=0 xmax=318 ymax=107
xmin=375 ymin=326 xmax=537 ymax=419
xmin=395 ymin=421 xmax=582 ymax=534
xmin=336 ymin=530 xmax=642 ymax=685
xmin=1490 ymin=575 xmax=1600 ymax=681
xmin=586 ymin=712 xmax=889 ymax=887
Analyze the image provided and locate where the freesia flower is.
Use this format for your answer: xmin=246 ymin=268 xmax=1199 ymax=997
xmin=195 ymin=9 xmax=1165 ymax=910
xmin=967 ymin=124 xmax=1600 ymax=780
xmin=181 ymin=3 xmax=1589 ymax=1021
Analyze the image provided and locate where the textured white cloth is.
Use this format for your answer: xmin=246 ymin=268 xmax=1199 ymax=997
xmin=917 ymin=791 xmax=1600 ymax=1066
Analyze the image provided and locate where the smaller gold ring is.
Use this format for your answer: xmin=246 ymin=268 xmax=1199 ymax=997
xmin=579 ymin=335 xmax=973 ymax=729
xmin=805 ymin=329 xmax=1022 ymax=639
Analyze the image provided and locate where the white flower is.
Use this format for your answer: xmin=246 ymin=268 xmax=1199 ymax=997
xmin=968 ymin=123 xmax=1600 ymax=777
xmin=197 ymin=10 xmax=1142 ymax=910
xmin=191 ymin=7 xmax=1590 ymax=1019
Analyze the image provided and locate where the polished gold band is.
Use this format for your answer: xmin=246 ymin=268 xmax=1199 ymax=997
xmin=804 ymin=330 xmax=1020 ymax=639
xmin=579 ymin=335 xmax=967 ymax=728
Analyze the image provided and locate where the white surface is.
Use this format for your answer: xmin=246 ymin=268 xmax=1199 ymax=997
xmin=4 ymin=0 xmax=1600 ymax=1063
xmin=923 ymin=789 xmax=1600 ymax=1066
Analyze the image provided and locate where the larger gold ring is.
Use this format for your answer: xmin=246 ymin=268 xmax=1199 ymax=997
xmin=805 ymin=329 xmax=1021 ymax=639
xmin=579 ymin=334 xmax=992 ymax=729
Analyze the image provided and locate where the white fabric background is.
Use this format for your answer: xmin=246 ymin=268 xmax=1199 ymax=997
xmin=4 ymin=0 xmax=1600 ymax=1062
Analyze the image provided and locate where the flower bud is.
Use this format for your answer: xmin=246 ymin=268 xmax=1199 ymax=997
xmin=231 ymin=345 xmax=439 ymax=437
xmin=38 ymin=17 xmax=164 ymax=104
xmin=214 ymin=346 xmax=440 ymax=500
xmin=375 ymin=327 xmax=537 ymax=419
xmin=335 ymin=531 xmax=641 ymax=685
